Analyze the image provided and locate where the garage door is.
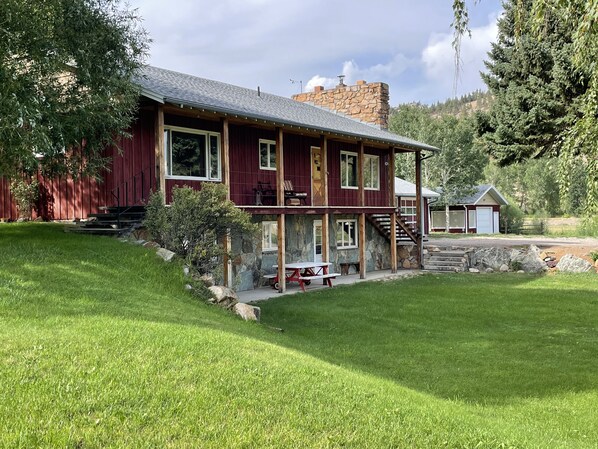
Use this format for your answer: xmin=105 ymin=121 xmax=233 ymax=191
xmin=476 ymin=207 xmax=493 ymax=234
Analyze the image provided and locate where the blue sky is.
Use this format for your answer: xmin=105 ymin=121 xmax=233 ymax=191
xmin=127 ymin=0 xmax=503 ymax=106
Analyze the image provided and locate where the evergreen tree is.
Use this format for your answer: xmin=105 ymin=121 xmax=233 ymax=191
xmin=478 ymin=0 xmax=588 ymax=165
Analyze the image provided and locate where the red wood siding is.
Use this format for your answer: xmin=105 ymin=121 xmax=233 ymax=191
xmin=327 ymin=142 xmax=390 ymax=207
xmin=229 ymin=125 xmax=277 ymax=205
xmin=0 ymin=108 xmax=156 ymax=221
xmin=283 ymin=134 xmax=319 ymax=206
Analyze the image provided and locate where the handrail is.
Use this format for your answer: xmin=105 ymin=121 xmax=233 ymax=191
xmin=109 ymin=166 xmax=153 ymax=228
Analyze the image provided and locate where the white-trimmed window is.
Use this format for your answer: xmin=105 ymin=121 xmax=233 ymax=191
xmin=259 ymin=139 xmax=276 ymax=170
xmin=364 ymin=155 xmax=380 ymax=190
xmin=340 ymin=151 xmax=358 ymax=189
xmin=431 ymin=210 xmax=465 ymax=229
xmin=262 ymin=221 xmax=278 ymax=251
xmin=164 ymin=126 xmax=221 ymax=180
xmin=468 ymin=209 xmax=477 ymax=228
xmin=400 ymin=199 xmax=416 ymax=225
xmin=336 ymin=219 xmax=358 ymax=248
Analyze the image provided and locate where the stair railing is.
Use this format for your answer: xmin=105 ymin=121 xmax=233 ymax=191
xmin=109 ymin=166 xmax=153 ymax=228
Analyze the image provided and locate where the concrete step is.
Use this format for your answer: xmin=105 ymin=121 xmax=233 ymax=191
xmin=425 ymin=256 xmax=467 ymax=263
xmin=424 ymin=264 xmax=466 ymax=272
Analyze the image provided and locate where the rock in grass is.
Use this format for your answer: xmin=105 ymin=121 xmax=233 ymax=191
xmin=485 ymin=268 xmax=494 ymax=273
xmin=469 ymin=268 xmax=480 ymax=273
xmin=208 ymin=285 xmax=238 ymax=308
xmin=233 ymin=303 xmax=261 ymax=322
xmin=156 ymin=248 xmax=176 ymax=262
xmin=499 ymin=264 xmax=509 ymax=272
xmin=556 ymin=254 xmax=593 ymax=273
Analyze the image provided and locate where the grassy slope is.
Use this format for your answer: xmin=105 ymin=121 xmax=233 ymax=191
xmin=1 ymin=224 xmax=597 ymax=448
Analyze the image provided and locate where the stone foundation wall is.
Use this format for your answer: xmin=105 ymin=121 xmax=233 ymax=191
xmin=230 ymin=214 xmax=393 ymax=291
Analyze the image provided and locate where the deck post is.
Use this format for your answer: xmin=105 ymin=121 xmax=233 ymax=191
xmin=415 ymin=151 xmax=423 ymax=268
xmin=276 ymin=128 xmax=286 ymax=292
xmin=320 ymin=135 xmax=328 ymax=207
xmin=322 ymin=213 xmax=329 ymax=263
xmin=359 ymin=213 xmax=366 ymax=279
xmin=221 ymin=118 xmax=230 ymax=200
xmin=390 ymin=212 xmax=397 ymax=273
xmin=155 ymin=104 xmax=165 ymax=204
xmin=358 ymin=142 xmax=366 ymax=279
xmin=389 ymin=147 xmax=397 ymax=273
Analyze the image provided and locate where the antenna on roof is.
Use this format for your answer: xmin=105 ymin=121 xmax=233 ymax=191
xmin=337 ymin=74 xmax=346 ymax=86
xmin=290 ymin=78 xmax=303 ymax=93
xmin=257 ymin=86 xmax=260 ymax=97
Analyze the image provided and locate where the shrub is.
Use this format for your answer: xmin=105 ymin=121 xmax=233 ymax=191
xmin=590 ymin=251 xmax=598 ymax=263
xmin=10 ymin=178 xmax=39 ymax=220
xmin=500 ymin=204 xmax=524 ymax=234
xmin=144 ymin=184 xmax=258 ymax=275
xmin=578 ymin=216 xmax=598 ymax=237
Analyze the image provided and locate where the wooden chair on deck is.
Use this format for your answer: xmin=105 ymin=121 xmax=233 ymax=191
xmin=284 ymin=180 xmax=308 ymax=205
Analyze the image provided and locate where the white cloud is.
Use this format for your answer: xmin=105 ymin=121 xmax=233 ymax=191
xmin=305 ymin=56 xmax=412 ymax=92
xmin=421 ymin=14 xmax=499 ymax=97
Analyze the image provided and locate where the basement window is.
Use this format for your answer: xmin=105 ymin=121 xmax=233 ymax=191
xmin=164 ymin=126 xmax=221 ymax=181
xmin=336 ymin=219 xmax=358 ymax=249
xmin=262 ymin=221 xmax=278 ymax=251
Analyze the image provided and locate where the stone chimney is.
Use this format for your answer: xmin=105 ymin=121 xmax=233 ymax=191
xmin=292 ymin=80 xmax=390 ymax=129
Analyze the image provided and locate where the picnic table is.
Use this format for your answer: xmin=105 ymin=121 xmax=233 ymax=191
xmin=265 ymin=262 xmax=340 ymax=292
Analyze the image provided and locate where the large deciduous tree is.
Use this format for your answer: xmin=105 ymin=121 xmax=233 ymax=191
xmin=390 ymin=105 xmax=487 ymax=231
xmin=0 ymin=0 xmax=148 ymax=179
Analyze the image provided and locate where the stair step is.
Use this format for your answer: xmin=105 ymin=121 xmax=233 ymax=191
xmin=425 ymin=256 xmax=467 ymax=262
xmin=423 ymin=265 xmax=466 ymax=272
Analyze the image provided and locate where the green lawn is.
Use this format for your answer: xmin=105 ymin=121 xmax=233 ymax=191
xmin=1 ymin=224 xmax=597 ymax=448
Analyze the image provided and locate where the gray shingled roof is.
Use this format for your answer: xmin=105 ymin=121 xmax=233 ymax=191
xmin=455 ymin=185 xmax=509 ymax=205
xmin=134 ymin=66 xmax=438 ymax=152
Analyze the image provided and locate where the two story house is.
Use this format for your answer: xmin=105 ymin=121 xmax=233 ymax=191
xmin=0 ymin=66 xmax=438 ymax=292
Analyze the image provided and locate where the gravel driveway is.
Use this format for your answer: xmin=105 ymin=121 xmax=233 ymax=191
xmin=427 ymin=235 xmax=598 ymax=249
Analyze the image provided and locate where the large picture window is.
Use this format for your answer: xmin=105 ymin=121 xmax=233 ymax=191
xmin=259 ymin=139 xmax=276 ymax=170
xmin=164 ymin=127 xmax=221 ymax=180
xmin=262 ymin=221 xmax=278 ymax=251
xmin=340 ymin=151 xmax=358 ymax=188
xmin=364 ymin=155 xmax=380 ymax=190
xmin=336 ymin=219 xmax=358 ymax=248
xmin=431 ymin=210 xmax=465 ymax=229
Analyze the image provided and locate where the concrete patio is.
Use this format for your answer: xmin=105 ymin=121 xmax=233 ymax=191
xmin=237 ymin=269 xmax=422 ymax=303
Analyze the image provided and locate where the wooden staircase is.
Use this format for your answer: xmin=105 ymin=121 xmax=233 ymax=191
xmin=368 ymin=214 xmax=427 ymax=245
xmin=67 ymin=206 xmax=146 ymax=236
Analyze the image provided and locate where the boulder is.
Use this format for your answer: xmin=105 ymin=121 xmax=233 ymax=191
xmin=499 ymin=264 xmax=509 ymax=272
xmin=402 ymin=260 xmax=411 ymax=269
xmin=183 ymin=265 xmax=190 ymax=277
xmin=184 ymin=284 xmax=194 ymax=291
xmin=143 ymin=241 xmax=161 ymax=249
xmin=469 ymin=268 xmax=480 ymax=273
xmin=233 ymin=303 xmax=261 ymax=322
xmin=511 ymin=245 xmax=547 ymax=273
xmin=556 ymin=254 xmax=593 ymax=273
xmin=473 ymin=247 xmax=513 ymax=270
xmin=156 ymin=248 xmax=176 ymax=262
xmin=485 ymin=268 xmax=494 ymax=273
xmin=398 ymin=247 xmax=411 ymax=260
xmin=208 ymin=285 xmax=239 ymax=308
xmin=198 ymin=274 xmax=215 ymax=287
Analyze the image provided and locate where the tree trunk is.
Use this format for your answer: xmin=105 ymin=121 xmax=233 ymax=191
xmin=445 ymin=204 xmax=450 ymax=233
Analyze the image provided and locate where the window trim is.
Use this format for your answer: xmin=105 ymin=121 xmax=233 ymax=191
xmin=364 ymin=154 xmax=380 ymax=191
xmin=262 ymin=221 xmax=278 ymax=251
xmin=340 ymin=151 xmax=358 ymax=189
xmin=336 ymin=219 xmax=358 ymax=249
xmin=164 ymin=125 xmax=222 ymax=181
xmin=259 ymin=139 xmax=277 ymax=171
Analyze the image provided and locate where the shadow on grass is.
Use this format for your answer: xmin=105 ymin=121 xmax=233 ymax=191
xmin=2 ymin=223 xmax=598 ymax=406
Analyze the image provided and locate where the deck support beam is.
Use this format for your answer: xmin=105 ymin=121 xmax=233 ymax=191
xmin=276 ymin=128 xmax=286 ymax=292
xmin=155 ymin=105 xmax=165 ymax=204
xmin=221 ymin=118 xmax=231 ymax=287
xmin=390 ymin=212 xmax=397 ymax=273
xmin=415 ymin=152 xmax=423 ymax=268
xmin=320 ymin=135 xmax=328 ymax=207
xmin=359 ymin=213 xmax=366 ymax=279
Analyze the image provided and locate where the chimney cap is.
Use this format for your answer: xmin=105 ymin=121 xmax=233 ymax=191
xmin=337 ymin=75 xmax=346 ymax=87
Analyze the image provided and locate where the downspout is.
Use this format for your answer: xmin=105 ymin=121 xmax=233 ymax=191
xmin=463 ymin=205 xmax=468 ymax=234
